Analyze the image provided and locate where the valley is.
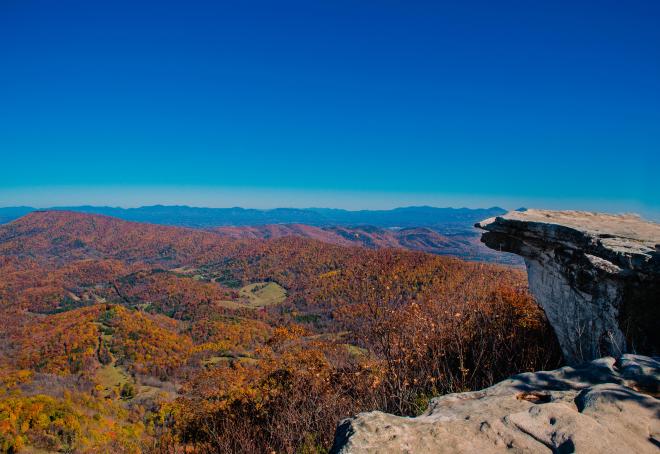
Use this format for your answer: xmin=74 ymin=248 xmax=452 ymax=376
xmin=0 ymin=210 xmax=557 ymax=453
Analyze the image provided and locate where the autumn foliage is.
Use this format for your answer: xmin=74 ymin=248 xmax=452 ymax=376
xmin=0 ymin=212 xmax=562 ymax=453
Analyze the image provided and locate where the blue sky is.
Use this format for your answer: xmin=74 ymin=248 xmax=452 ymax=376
xmin=1 ymin=0 xmax=658 ymax=216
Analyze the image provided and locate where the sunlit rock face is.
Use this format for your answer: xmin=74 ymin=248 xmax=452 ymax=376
xmin=331 ymin=355 xmax=660 ymax=453
xmin=476 ymin=209 xmax=660 ymax=364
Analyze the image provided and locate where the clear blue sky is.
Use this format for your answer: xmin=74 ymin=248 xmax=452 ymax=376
xmin=1 ymin=0 xmax=658 ymax=216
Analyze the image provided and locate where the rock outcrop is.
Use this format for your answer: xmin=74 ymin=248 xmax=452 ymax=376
xmin=476 ymin=210 xmax=660 ymax=364
xmin=332 ymin=209 xmax=660 ymax=453
xmin=331 ymin=354 xmax=660 ymax=453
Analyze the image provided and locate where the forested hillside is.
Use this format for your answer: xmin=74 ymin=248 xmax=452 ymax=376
xmin=0 ymin=211 xmax=561 ymax=453
xmin=0 ymin=206 xmax=520 ymax=264
xmin=210 ymin=223 xmax=519 ymax=264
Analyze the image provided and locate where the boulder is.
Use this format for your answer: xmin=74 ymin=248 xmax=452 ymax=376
xmin=476 ymin=210 xmax=660 ymax=364
xmin=331 ymin=355 xmax=660 ymax=453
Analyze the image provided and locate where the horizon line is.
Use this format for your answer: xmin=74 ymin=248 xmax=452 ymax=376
xmin=0 ymin=204 xmax=507 ymax=212
xmin=1 ymin=186 xmax=657 ymax=221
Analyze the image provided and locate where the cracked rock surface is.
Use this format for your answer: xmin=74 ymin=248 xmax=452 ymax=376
xmin=331 ymin=355 xmax=660 ymax=454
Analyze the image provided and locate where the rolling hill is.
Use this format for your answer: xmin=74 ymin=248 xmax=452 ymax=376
xmin=0 ymin=206 xmax=519 ymax=263
xmin=211 ymin=223 xmax=518 ymax=263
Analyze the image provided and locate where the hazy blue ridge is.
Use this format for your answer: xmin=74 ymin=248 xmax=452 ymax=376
xmin=0 ymin=205 xmax=506 ymax=232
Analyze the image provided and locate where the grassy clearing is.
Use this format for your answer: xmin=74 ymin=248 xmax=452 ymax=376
xmin=217 ymin=282 xmax=286 ymax=309
xmin=95 ymin=364 xmax=130 ymax=398
xmin=239 ymin=282 xmax=286 ymax=307
xmin=169 ymin=266 xmax=197 ymax=275
xmin=134 ymin=384 xmax=176 ymax=403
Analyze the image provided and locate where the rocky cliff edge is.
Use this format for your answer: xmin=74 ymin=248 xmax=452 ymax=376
xmin=332 ymin=355 xmax=660 ymax=453
xmin=476 ymin=209 xmax=659 ymax=363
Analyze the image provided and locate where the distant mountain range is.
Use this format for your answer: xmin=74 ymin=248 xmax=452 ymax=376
xmin=0 ymin=205 xmax=519 ymax=263
xmin=0 ymin=205 xmax=506 ymax=233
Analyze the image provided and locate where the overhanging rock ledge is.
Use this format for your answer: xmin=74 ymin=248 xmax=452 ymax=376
xmin=476 ymin=209 xmax=660 ymax=364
